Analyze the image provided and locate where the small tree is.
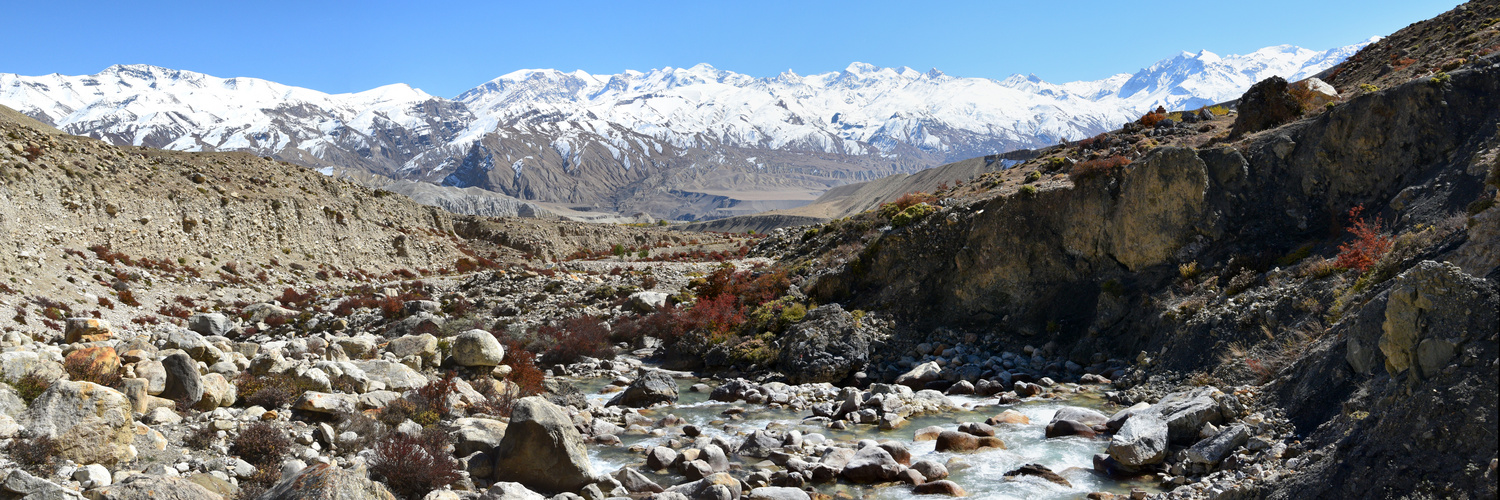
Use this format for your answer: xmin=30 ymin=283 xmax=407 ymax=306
xmin=1334 ymin=205 xmax=1392 ymax=272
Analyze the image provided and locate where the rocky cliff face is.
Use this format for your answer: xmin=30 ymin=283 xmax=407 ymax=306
xmin=768 ymin=40 xmax=1500 ymax=499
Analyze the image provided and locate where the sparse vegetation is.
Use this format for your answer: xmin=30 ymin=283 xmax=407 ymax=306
xmin=370 ymin=428 xmax=463 ymax=500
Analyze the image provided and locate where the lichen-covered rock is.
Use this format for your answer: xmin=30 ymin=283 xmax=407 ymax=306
xmin=490 ymin=396 xmax=596 ymax=493
xmin=64 ymin=318 xmax=115 ymax=343
xmin=22 ymin=380 xmax=136 ymax=466
xmin=775 ymin=304 xmax=879 ymax=384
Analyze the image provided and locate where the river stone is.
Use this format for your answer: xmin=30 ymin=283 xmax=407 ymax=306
xmin=257 ymin=463 xmax=394 ymax=500
xmin=1147 ymin=387 xmax=1224 ymax=444
xmin=957 ymin=422 xmax=995 ymax=437
xmin=840 ymin=446 xmax=903 ymax=483
xmin=607 ymin=369 xmax=679 ymax=408
xmin=453 ymin=329 xmax=506 ymax=367
xmin=647 ymin=446 xmax=680 ymax=471
xmin=1051 ymin=406 xmax=1108 ymax=426
xmin=614 ymin=467 xmax=664 ymax=493
xmin=935 ymin=430 xmax=978 ymax=452
xmin=1045 ymin=419 xmax=1096 ymax=438
xmin=491 ymin=397 xmax=596 ymax=493
xmin=912 ymin=480 xmax=967 ymax=496
xmin=665 ymin=472 xmax=741 ymax=500
xmin=913 ymin=425 xmax=943 ymax=441
xmin=23 ymin=380 xmax=135 ymax=466
xmin=477 ymin=481 xmax=547 ymax=500
xmin=911 ymin=460 xmax=948 ymax=480
xmin=1003 ymin=463 xmax=1071 ymax=487
xmin=894 ymin=361 xmax=941 ymax=389
xmin=737 ymin=429 xmax=783 ymax=458
xmin=1108 ymin=413 xmax=1169 ymax=467
xmin=988 ymin=409 xmax=1030 ymax=425
xmin=160 ymin=352 xmax=203 ymax=404
xmin=747 ymin=486 xmax=810 ymax=500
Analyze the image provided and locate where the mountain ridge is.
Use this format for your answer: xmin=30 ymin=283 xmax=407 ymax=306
xmin=0 ymin=39 xmax=1374 ymax=219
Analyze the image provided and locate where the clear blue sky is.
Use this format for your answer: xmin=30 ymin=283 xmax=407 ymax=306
xmin=3 ymin=0 xmax=1461 ymax=97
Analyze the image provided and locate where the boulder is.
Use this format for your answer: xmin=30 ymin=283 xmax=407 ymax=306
xmin=987 ymin=409 xmax=1030 ymax=425
xmin=1044 ymin=420 xmax=1096 ymax=438
xmin=1 ymin=469 xmax=84 ymax=500
xmin=1051 ymin=406 xmax=1108 ymax=427
xmin=1230 ymin=76 xmax=1301 ymax=139
xmin=445 ymin=417 xmax=509 ymax=457
xmin=646 ymin=446 xmax=680 ymax=471
xmin=912 ymin=480 xmax=966 ymax=496
xmin=87 ymin=475 xmax=223 ymax=500
xmin=775 ymin=304 xmax=877 ymax=384
xmin=491 ymin=397 xmax=596 ymax=493
xmin=1289 ymin=77 xmax=1339 ymax=109
xmin=1146 ymin=387 xmax=1224 ymax=444
xmin=934 ymin=430 xmax=978 ymax=452
xmin=913 ymin=425 xmax=943 ymax=441
xmin=737 ymin=430 xmax=783 ymax=459
xmin=353 ymin=360 xmax=428 ymax=392
xmin=746 ymin=487 xmax=809 ymax=500
xmin=1108 ymin=413 xmax=1169 ymax=468
xmin=64 ymin=318 xmax=114 ymax=343
xmin=256 ymin=463 xmax=395 ymax=500
xmin=894 ymin=361 xmax=941 ymax=389
xmin=160 ymin=352 xmax=203 ymax=404
xmin=956 ymin=422 xmax=994 ymax=437
xmin=628 ymin=291 xmax=670 ymax=312
xmin=614 ymin=468 xmax=664 ymax=493
xmin=1002 ymin=463 xmax=1071 ymax=488
xmin=453 ymin=330 xmax=506 ymax=367
xmin=188 ymin=313 xmax=232 ymax=338
xmin=664 ymin=472 xmax=741 ymax=500
xmin=64 ymin=346 xmax=120 ymax=381
xmin=840 ymin=446 xmax=903 ymax=483
xmin=1186 ymin=423 xmax=1250 ymax=465
xmin=911 ymin=460 xmax=948 ymax=480
xmin=193 ymin=373 xmax=236 ymax=410
xmin=293 ymin=392 xmax=358 ymax=415
xmin=22 ymin=380 xmax=135 ymax=466
xmin=607 ymin=369 xmax=679 ymax=408
xmin=477 ymin=482 xmax=547 ymax=500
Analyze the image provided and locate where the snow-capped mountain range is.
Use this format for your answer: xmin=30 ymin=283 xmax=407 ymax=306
xmin=0 ymin=38 xmax=1376 ymax=218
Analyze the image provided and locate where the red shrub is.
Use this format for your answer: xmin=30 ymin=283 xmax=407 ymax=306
xmin=370 ymin=428 xmax=462 ymax=499
xmin=536 ymin=315 xmax=613 ymax=364
xmin=1334 ymin=205 xmax=1392 ymax=272
xmin=276 ymin=287 xmax=317 ymax=310
xmin=1068 ymin=155 xmax=1133 ymax=182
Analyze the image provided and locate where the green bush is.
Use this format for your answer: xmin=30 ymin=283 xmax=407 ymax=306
xmin=891 ymin=203 xmax=934 ymax=227
xmin=1024 ymin=171 xmax=1042 ymax=183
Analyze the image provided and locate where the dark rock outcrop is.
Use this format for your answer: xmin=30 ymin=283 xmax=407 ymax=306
xmin=775 ymin=304 xmax=880 ymax=384
xmin=1229 ymin=76 xmax=1302 ymax=139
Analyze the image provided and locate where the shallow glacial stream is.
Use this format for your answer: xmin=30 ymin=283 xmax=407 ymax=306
xmin=570 ymin=376 xmax=1161 ymax=499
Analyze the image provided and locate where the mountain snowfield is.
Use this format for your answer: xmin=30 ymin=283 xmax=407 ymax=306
xmin=0 ymin=38 xmax=1376 ymax=218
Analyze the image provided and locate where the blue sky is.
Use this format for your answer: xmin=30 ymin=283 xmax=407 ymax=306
xmin=3 ymin=0 xmax=1461 ymax=97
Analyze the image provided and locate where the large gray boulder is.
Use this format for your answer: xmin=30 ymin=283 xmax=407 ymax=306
xmin=840 ymin=446 xmax=903 ymax=483
xmin=894 ymin=361 xmax=941 ymax=389
xmin=453 ymin=330 xmax=506 ymax=367
xmin=254 ymin=463 xmax=394 ymax=500
xmin=88 ymin=475 xmax=223 ymax=500
xmin=444 ymin=417 xmax=509 ymax=457
xmin=775 ymin=304 xmax=878 ymax=384
xmin=23 ymin=380 xmax=136 ymax=466
xmin=2 ymin=469 xmax=85 ymax=500
xmin=476 ymin=482 xmax=546 ymax=500
xmin=188 ymin=313 xmax=233 ymax=338
xmin=352 ymin=360 xmax=428 ymax=392
xmin=160 ymin=352 xmax=204 ymax=404
xmin=664 ymin=473 xmax=741 ymax=500
xmin=1186 ymin=423 xmax=1250 ymax=464
xmin=491 ymin=397 xmax=596 ymax=493
xmin=1108 ymin=413 xmax=1169 ymax=468
xmin=1146 ymin=387 xmax=1224 ymax=444
xmin=607 ymin=369 xmax=679 ymax=408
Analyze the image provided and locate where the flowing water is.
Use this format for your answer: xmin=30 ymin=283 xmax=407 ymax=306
xmin=570 ymin=376 xmax=1160 ymax=499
